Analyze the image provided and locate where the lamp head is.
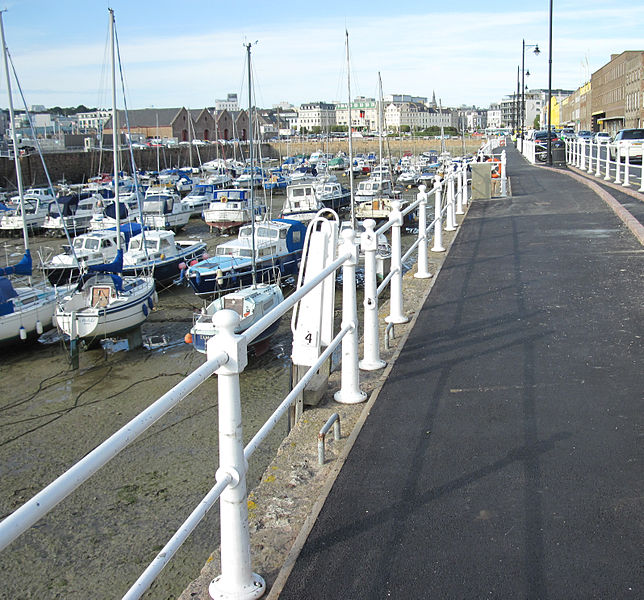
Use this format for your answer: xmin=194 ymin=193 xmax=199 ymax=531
xmin=534 ymin=45 xmax=541 ymax=56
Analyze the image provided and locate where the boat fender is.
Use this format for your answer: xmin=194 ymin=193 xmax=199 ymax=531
xmin=147 ymin=297 xmax=154 ymax=309
xmin=160 ymin=254 xmax=165 ymax=260
xmin=19 ymin=325 xmax=27 ymax=340
xmin=220 ymin=196 xmax=227 ymax=203
xmin=142 ymin=304 xmax=148 ymax=317
xmin=216 ymin=268 xmax=224 ymax=287
xmin=184 ymin=332 xmax=193 ymax=344
xmin=189 ymin=259 xmax=198 ymax=266
xmin=178 ymin=262 xmax=186 ymax=271
xmin=201 ymin=252 xmax=209 ymax=260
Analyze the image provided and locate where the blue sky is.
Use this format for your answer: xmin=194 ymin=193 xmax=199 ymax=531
xmin=0 ymin=0 xmax=642 ymax=110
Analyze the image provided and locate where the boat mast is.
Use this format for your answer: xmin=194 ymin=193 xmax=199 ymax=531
xmin=378 ymin=72 xmax=384 ymax=168
xmin=246 ymin=42 xmax=257 ymax=288
xmin=345 ymin=30 xmax=355 ymax=230
xmin=109 ymin=8 xmax=121 ymax=253
xmin=0 ymin=11 xmax=29 ymax=254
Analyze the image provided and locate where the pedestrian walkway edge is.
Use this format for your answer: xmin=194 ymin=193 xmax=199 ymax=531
xmin=544 ymin=165 xmax=644 ymax=245
xmin=266 ymin=205 xmax=472 ymax=599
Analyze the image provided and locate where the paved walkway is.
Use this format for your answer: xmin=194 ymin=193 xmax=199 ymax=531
xmin=276 ymin=146 xmax=643 ymax=599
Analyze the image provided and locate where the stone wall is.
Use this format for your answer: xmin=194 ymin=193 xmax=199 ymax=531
xmin=0 ymin=143 xmax=279 ymax=189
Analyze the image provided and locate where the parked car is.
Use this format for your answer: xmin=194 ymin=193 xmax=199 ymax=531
xmin=577 ymin=130 xmax=593 ymax=139
xmin=593 ymin=131 xmax=611 ymax=144
xmin=609 ymin=128 xmax=644 ymax=163
xmin=533 ymin=130 xmax=565 ymax=162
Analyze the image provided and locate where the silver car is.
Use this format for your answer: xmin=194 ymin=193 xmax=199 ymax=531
xmin=609 ymin=128 xmax=644 ymax=163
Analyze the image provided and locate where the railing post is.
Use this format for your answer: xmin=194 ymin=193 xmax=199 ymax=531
xmin=431 ymin=177 xmax=445 ymax=253
xmin=461 ymin=161 xmax=469 ymax=206
xmin=622 ymin=147 xmax=631 ymax=187
xmin=455 ymin=165 xmax=464 ymax=215
xmin=595 ymin=143 xmax=602 ymax=177
xmin=384 ymin=200 xmax=409 ymax=325
xmin=580 ymin=139 xmax=586 ymax=170
xmin=359 ymin=219 xmax=386 ymax=371
xmin=614 ymin=145 xmax=622 ymax=185
xmin=414 ymin=185 xmax=431 ymax=279
xmin=500 ymin=150 xmax=507 ymax=197
xmin=208 ymin=310 xmax=265 ymax=600
xmin=334 ymin=228 xmax=367 ymax=404
xmin=604 ymin=143 xmax=612 ymax=180
xmin=445 ymin=171 xmax=456 ymax=232
xmin=586 ymin=140 xmax=594 ymax=174
xmin=639 ymin=165 xmax=644 ymax=193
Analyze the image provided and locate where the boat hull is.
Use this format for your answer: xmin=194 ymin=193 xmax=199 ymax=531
xmin=186 ymin=251 xmax=302 ymax=297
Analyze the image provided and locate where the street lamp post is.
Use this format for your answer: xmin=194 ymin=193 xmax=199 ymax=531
xmin=521 ymin=39 xmax=540 ymax=152
xmin=546 ymin=0 xmax=553 ymax=165
xmin=516 ymin=65 xmax=520 ymax=140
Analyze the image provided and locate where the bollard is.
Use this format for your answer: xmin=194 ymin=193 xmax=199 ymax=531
xmin=500 ymin=150 xmax=507 ymax=197
xmin=334 ymin=228 xmax=367 ymax=404
xmin=622 ymin=148 xmax=631 ymax=187
xmin=445 ymin=171 xmax=456 ymax=232
xmin=431 ymin=177 xmax=445 ymax=253
xmin=384 ymin=200 xmax=409 ymax=325
xmin=414 ymin=185 xmax=432 ymax=280
xmin=359 ymin=219 xmax=386 ymax=371
xmin=208 ymin=310 xmax=265 ymax=600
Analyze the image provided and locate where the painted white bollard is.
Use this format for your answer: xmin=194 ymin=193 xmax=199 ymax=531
xmin=595 ymin=143 xmax=602 ymax=177
xmin=208 ymin=311 xmax=265 ymax=600
xmin=455 ymin=166 xmax=464 ymax=215
xmin=587 ymin=140 xmax=594 ymax=173
xmin=500 ymin=150 xmax=507 ymax=197
xmin=359 ymin=219 xmax=386 ymax=371
xmin=334 ymin=229 xmax=367 ymax=404
xmin=445 ymin=172 xmax=456 ymax=232
xmin=622 ymin=148 xmax=631 ymax=187
xmin=604 ymin=143 xmax=612 ymax=181
xmin=414 ymin=185 xmax=431 ymax=279
xmin=384 ymin=200 xmax=409 ymax=325
xmin=614 ymin=145 xmax=622 ymax=185
xmin=462 ymin=162 xmax=469 ymax=205
xmin=431 ymin=178 xmax=445 ymax=253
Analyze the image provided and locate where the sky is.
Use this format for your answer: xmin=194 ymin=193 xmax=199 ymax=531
xmin=0 ymin=0 xmax=642 ymax=111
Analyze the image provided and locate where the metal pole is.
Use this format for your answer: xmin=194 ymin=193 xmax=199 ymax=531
xmin=431 ymin=177 xmax=445 ymax=252
xmin=334 ymin=229 xmax=367 ymax=403
xmin=359 ymin=219 xmax=386 ymax=371
xmin=521 ymin=40 xmax=525 ymax=153
xmin=384 ymin=200 xmax=409 ymax=324
xmin=414 ymin=185 xmax=431 ymax=279
xmin=546 ymin=0 xmax=553 ymax=166
xmin=208 ymin=311 xmax=265 ymax=600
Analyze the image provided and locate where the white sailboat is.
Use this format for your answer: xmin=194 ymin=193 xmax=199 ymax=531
xmin=55 ymin=9 xmax=156 ymax=341
xmin=0 ymin=12 xmax=72 ymax=345
xmin=187 ymin=42 xmax=283 ymax=355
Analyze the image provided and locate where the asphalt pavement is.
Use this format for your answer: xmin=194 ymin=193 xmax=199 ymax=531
xmin=276 ymin=145 xmax=643 ymax=599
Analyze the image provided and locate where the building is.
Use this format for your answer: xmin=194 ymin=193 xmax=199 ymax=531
xmin=335 ymin=97 xmax=379 ymax=131
xmin=215 ymin=93 xmax=239 ymax=112
xmin=590 ymin=51 xmax=644 ymax=133
xmin=77 ymin=110 xmax=111 ymax=133
xmin=384 ymin=102 xmax=451 ymax=132
xmin=295 ymin=101 xmax=336 ymax=132
xmin=559 ymin=82 xmax=592 ymax=131
xmin=486 ymin=104 xmax=503 ymax=130
xmin=103 ymin=108 xmax=196 ymax=143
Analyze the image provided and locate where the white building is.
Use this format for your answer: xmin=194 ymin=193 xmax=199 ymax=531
xmin=77 ymin=110 xmax=111 ymax=133
xmin=296 ymin=101 xmax=336 ymax=131
xmin=384 ymin=102 xmax=451 ymax=132
xmin=215 ymin=93 xmax=239 ymax=112
xmin=335 ymin=97 xmax=379 ymax=131
xmin=486 ymin=104 xmax=502 ymax=129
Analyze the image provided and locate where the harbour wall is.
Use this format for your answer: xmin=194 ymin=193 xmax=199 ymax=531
xmin=0 ymin=138 xmax=482 ymax=190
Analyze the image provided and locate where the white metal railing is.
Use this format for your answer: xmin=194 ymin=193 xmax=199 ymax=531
xmin=566 ymin=138 xmax=644 ymax=192
xmin=0 ymin=165 xmax=470 ymax=600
